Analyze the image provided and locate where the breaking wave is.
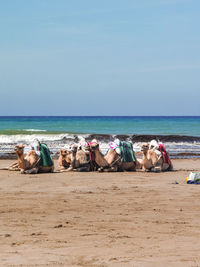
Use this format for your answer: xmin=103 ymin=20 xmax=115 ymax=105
xmin=0 ymin=133 xmax=200 ymax=159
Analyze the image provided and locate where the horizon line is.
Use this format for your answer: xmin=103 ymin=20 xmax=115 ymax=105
xmin=0 ymin=115 xmax=200 ymax=118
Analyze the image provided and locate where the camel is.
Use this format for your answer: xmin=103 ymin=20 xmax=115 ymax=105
xmin=58 ymin=149 xmax=71 ymax=170
xmin=14 ymin=144 xmax=54 ymax=174
xmin=88 ymin=143 xmax=139 ymax=172
xmin=59 ymin=144 xmax=91 ymax=172
xmin=140 ymin=143 xmax=172 ymax=172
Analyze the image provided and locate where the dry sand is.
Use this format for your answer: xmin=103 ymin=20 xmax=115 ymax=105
xmin=0 ymin=159 xmax=200 ymax=267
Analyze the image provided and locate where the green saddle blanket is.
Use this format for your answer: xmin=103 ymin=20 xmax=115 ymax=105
xmin=39 ymin=143 xmax=53 ymax=167
xmin=119 ymin=141 xmax=136 ymax=162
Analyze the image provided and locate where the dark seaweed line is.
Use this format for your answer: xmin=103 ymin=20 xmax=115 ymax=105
xmin=86 ymin=134 xmax=200 ymax=143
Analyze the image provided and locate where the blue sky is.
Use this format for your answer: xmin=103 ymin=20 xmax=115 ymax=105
xmin=0 ymin=0 xmax=199 ymax=115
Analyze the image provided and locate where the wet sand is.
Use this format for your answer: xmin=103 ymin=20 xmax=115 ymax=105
xmin=0 ymin=159 xmax=200 ymax=267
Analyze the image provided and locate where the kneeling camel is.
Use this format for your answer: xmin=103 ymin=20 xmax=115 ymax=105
xmin=88 ymin=143 xmax=139 ymax=172
xmin=15 ymin=145 xmax=54 ymax=174
xmin=59 ymin=144 xmax=91 ymax=172
xmin=141 ymin=143 xmax=172 ymax=172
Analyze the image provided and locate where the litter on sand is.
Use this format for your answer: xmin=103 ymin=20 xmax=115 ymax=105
xmin=185 ymin=172 xmax=200 ymax=184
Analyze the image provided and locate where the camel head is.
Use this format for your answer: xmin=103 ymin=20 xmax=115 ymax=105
xmin=14 ymin=145 xmax=25 ymax=156
xmin=141 ymin=143 xmax=149 ymax=154
xmin=149 ymin=140 xmax=159 ymax=150
xmin=59 ymin=148 xmax=71 ymax=166
xmin=60 ymin=149 xmax=70 ymax=158
xmin=87 ymin=143 xmax=99 ymax=152
xmin=69 ymin=144 xmax=78 ymax=153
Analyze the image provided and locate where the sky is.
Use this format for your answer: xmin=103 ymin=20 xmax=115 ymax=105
xmin=0 ymin=0 xmax=199 ymax=116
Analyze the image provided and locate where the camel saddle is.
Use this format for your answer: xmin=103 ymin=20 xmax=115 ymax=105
xmin=39 ymin=143 xmax=53 ymax=167
xmin=119 ymin=141 xmax=136 ymax=163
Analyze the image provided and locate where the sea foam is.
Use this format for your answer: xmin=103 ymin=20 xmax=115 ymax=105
xmin=0 ymin=133 xmax=200 ymax=158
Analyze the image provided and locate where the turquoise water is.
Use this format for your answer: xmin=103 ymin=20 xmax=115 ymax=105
xmin=0 ymin=116 xmax=200 ymax=157
xmin=0 ymin=116 xmax=200 ymax=136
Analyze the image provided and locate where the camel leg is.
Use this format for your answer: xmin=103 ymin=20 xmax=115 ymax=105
xmin=9 ymin=162 xmax=20 ymax=171
xmin=21 ymin=168 xmax=38 ymax=174
xmin=66 ymin=166 xmax=74 ymax=171
xmin=7 ymin=162 xmax=19 ymax=170
xmin=0 ymin=167 xmax=20 ymax=171
xmin=151 ymin=166 xmax=162 ymax=172
xmin=0 ymin=162 xmax=19 ymax=171
xmin=110 ymin=166 xmax=118 ymax=172
xmin=59 ymin=166 xmax=77 ymax=172
xmin=11 ymin=162 xmax=18 ymax=167
xmin=74 ymin=166 xmax=90 ymax=172
xmin=142 ymin=166 xmax=152 ymax=172
xmin=57 ymin=166 xmax=66 ymax=172
xmin=98 ymin=166 xmax=118 ymax=172
xmin=59 ymin=167 xmax=72 ymax=172
xmin=9 ymin=167 xmax=20 ymax=171
xmin=152 ymin=158 xmax=164 ymax=172
xmin=0 ymin=167 xmax=11 ymax=170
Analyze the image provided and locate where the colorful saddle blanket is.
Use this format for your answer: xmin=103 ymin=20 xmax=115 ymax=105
xmin=159 ymin=144 xmax=171 ymax=165
xmin=39 ymin=143 xmax=53 ymax=167
xmin=109 ymin=139 xmax=136 ymax=162
xmin=119 ymin=141 xmax=136 ymax=163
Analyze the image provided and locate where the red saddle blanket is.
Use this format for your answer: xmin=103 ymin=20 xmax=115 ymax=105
xmin=159 ymin=144 xmax=171 ymax=165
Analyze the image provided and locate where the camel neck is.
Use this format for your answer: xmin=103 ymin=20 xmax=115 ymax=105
xmin=16 ymin=153 xmax=26 ymax=168
xmin=143 ymin=151 xmax=148 ymax=156
xmin=94 ymin=149 xmax=108 ymax=167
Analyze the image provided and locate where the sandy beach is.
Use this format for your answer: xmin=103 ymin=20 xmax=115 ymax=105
xmin=0 ymin=159 xmax=200 ymax=267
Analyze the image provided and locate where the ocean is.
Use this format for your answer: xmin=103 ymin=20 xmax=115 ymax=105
xmin=0 ymin=116 xmax=200 ymax=158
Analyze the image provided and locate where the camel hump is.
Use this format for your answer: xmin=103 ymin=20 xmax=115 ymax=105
xmin=27 ymin=150 xmax=38 ymax=158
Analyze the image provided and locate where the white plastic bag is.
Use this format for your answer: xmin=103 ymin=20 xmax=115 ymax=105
xmin=188 ymin=172 xmax=200 ymax=182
